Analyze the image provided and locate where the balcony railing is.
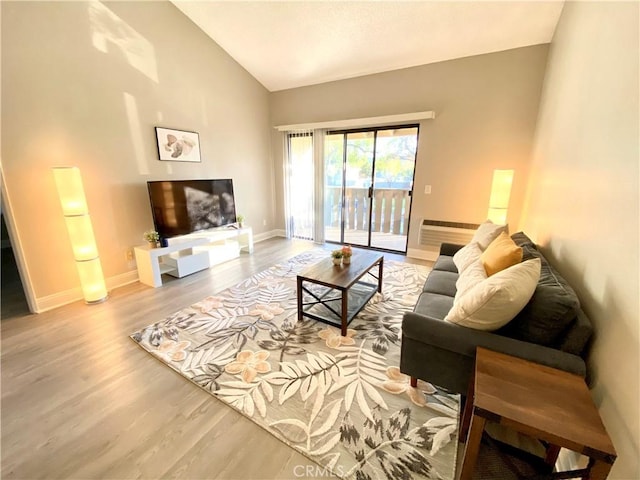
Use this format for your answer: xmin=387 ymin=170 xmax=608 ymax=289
xmin=325 ymin=186 xmax=411 ymax=235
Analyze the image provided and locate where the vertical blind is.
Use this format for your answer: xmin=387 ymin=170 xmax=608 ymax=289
xmin=283 ymin=129 xmax=326 ymax=242
xmin=284 ymin=130 xmax=313 ymax=240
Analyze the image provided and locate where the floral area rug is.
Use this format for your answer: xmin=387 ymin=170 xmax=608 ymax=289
xmin=131 ymin=249 xmax=459 ymax=480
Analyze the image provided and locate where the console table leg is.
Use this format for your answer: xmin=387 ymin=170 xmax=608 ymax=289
xmin=459 ymin=413 xmax=486 ymax=480
xmin=585 ymin=458 xmax=613 ymax=480
xmin=545 ymin=444 xmax=561 ymax=467
xmin=459 ymin=367 xmax=475 ymax=441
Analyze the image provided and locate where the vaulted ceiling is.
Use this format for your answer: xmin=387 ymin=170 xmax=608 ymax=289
xmin=172 ymin=1 xmax=564 ymax=92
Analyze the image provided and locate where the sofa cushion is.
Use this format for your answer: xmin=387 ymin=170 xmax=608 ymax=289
xmin=432 ymin=255 xmax=457 ymax=273
xmin=439 ymin=242 xmax=465 ymax=257
xmin=481 ymin=232 xmax=523 ymax=276
xmin=499 ymin=245 xmax=581 ymax=347
xmin=453 ymin=242 xmax=482 ymax=273
xmin=422 ymin=270 xmax=458 ymax=296
xmin=414 ymin=292 xmax=455 ymax=320
xmin=444 ymin=258 xmax=541 ymax=331
xmin=471 ymin=220 xmax=507 ymax=250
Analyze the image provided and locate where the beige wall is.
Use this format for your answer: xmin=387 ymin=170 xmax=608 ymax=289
xmin=521 ymin=2 xmax=639 ymax=478
xmin=1 ymin=1 xmax=274 ymax=308
xmin=270 ymin=45 xmax=549 ymax=249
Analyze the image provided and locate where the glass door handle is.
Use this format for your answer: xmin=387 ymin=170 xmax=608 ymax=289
xmin=368 ymin=186 xmax=373 ymax=198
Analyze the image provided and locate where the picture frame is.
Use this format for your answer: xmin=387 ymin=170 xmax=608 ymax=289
xmin=155 ymin=127 xmax=201 ymax=163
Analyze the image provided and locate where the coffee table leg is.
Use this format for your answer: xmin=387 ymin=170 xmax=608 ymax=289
xmin=341 ymin=289 xmax=347 ymax=336
xmin=297 ymin=276 xmax=303 ymax=321
xmin=378 ymin=257 xmax=383 ymax=293
xmin=459 ymin=412 xmax=486 ymax=480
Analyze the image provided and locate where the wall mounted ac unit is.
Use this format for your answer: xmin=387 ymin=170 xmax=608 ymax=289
xmin=418 ymin=219 xmax=479 ymax=247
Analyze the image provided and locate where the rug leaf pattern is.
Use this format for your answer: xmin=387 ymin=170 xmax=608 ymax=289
xmin=131 ymin=249 xmax=458 ymax=479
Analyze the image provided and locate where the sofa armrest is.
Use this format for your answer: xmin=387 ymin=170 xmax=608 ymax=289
xmin=402 ymin=312 xmax=586 ymax=377
xmin=439 ymin=243 xmax=464 ymax=257
xmin=558 ymin=309 xmax=593 ymax=356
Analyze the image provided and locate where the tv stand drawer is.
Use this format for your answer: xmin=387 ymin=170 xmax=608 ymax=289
xmin=164 ymin=251 xmax=210 ymax=278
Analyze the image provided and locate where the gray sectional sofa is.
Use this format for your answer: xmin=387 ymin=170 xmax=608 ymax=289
xmin=400 ymin=232 xmax=593 ymax=395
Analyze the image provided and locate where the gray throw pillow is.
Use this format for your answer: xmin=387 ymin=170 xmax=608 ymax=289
xmin=498 ymin=245 xmax=580 ymax=347
xmin=510 ymin=231 xmax=537 ymax=249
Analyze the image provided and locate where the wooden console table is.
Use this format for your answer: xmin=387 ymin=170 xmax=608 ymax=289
xmin=459 ymin=347 xmax=616 ymax=480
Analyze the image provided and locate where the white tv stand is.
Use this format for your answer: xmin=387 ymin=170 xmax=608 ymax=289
xmin=134 ymin=227 xmax=253 ymax=288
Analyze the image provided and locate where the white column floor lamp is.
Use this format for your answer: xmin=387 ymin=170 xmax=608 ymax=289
xmin=53 ymin=166 xmax=108 ymax=304
xmin=487 ymin=169 xmax=514 ymax=226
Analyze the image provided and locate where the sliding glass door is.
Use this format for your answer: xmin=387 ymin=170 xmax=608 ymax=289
xmin=343 ymin=131 xmax=374 ymax=247
xmin=370 ymin=127 xmax=417 ymax=250
xmin=324 ymin=125 xmax=418 ymax=253
xmin=324 ymin=133 xmax=344 ymax=243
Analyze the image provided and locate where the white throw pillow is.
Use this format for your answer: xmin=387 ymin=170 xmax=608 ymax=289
xmin=471 ymin=220 xmax=507 ymax=250
xmin=445 ymin=258 xmax=541 ymax=331
xmin=455 ymin=258 xmax=488 ymax=299
xmin=453 ymin=242 xmax=483 ymax=273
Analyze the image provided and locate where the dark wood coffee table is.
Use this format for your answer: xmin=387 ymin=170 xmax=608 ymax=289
xmin=297 ymin=250 xmax=383 ymax=336
xmin=459 ymin=347 xmax=616 ymax=480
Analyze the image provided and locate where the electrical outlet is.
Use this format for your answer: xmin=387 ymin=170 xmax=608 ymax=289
xmin=263 ymin=219 xmax=267 ymax=226
xmin=126 ymin=248 xmax=137 ymax=269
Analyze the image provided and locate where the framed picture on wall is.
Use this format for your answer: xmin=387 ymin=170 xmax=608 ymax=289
xmin=155 ymin=127 xmax=201 ymax=162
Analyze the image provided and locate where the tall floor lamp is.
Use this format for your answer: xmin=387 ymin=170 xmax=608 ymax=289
xmin=487 ymin=169 xmax=514 ymax=226
xmin=53 ymin=167 xmax=108 ymax=304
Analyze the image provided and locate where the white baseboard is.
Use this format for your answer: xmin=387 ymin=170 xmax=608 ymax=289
xmin=35 ymin=287 xmax=85 ymax=313
xmin=253 ymin=229 xmax=286 ymax=243
xmin=34 ymin=238 xmax=437 ymax=312
xmin=106 ymin=270 xmax=140 ymax=290
xmin=34 ymin=230 xmax=289 ymax=312
xmin=253 ymin=229 xmax=278 ymax=243
xmin=406 ymin=247 xmax=438 ymax=261
xmin=34 ymin=270 xmax=139 ymax=313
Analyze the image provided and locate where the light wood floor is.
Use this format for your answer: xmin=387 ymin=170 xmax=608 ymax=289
xmin=1 ymin=237 xmax=431 ymax=480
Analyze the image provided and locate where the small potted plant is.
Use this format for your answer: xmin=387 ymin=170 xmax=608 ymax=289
xmin=237 ymin=214 xmax=245 ymax=228
xmin=341 ymin=245 xmax=353 ymax=265
xmin=143 ymin=230 xmax=160 ymax=248
xmin=331 ymin=249 xmax=343 ymax=266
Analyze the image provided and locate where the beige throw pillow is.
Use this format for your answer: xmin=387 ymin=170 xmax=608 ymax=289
xmin=455 ymin=258 xmax=488 ymax=298
xmin=444 ymin=258 xmax=541 ymax=331
xmin=471 ymin=220 xmax=507 ymax=250
xmin=453 ymin=242 xmax=482 ymax=273
xmin=481 ymin=231 xmax=523 ymax=276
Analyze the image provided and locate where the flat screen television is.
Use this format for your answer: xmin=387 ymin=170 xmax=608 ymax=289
xmin=147 ymin=179 xmax=237 ymax=239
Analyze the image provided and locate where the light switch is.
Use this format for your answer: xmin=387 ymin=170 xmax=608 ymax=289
xmin=424 ymin=185 xmax=432 ymax=194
